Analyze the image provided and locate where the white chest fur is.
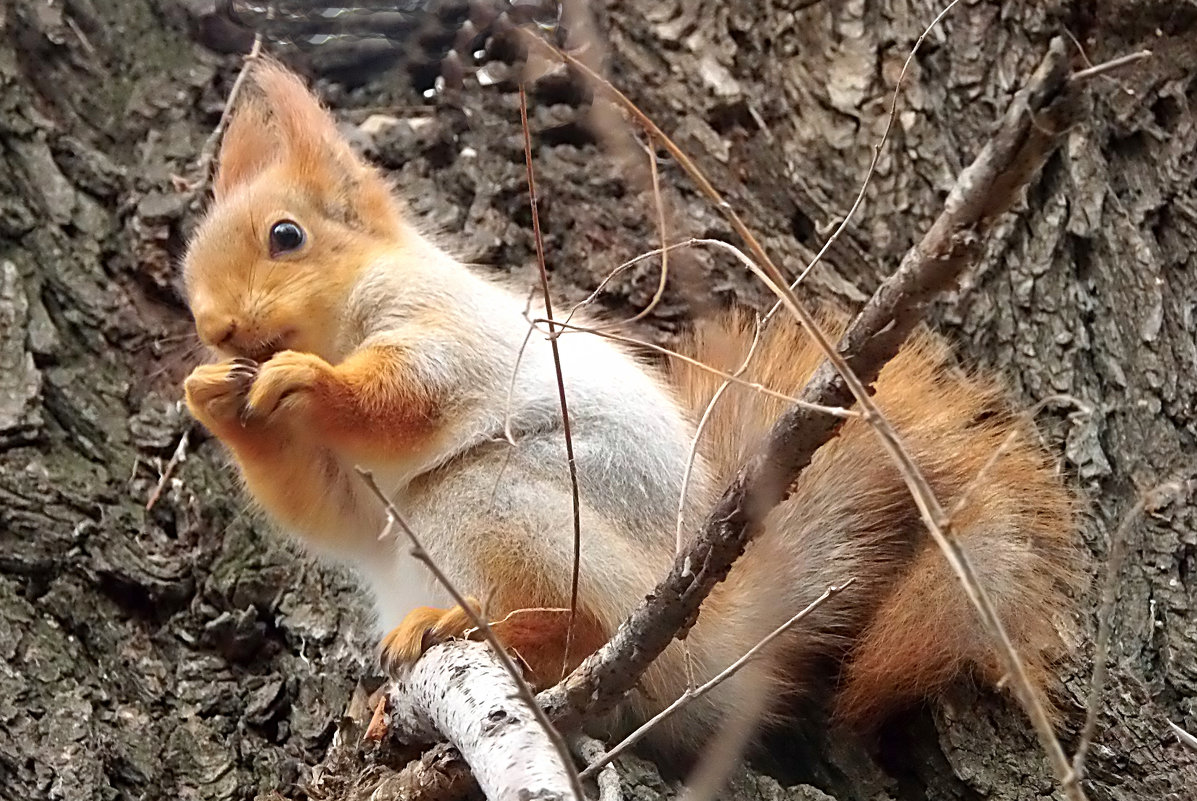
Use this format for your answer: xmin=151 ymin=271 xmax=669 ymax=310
xmin=353 ymin=538 xmax=452 ymax=633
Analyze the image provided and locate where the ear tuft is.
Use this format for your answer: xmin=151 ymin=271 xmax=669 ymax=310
xmin=249 ymin=57 xmax=345 ymax=170
xmin=214 ymin=96 xmax=275 ymax=199
xmin=215 ymin=56 xmax=405 ymax=236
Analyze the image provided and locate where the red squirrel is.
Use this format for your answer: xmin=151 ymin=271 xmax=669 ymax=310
xmin=182 ymin=60 xmax=1082 ymax=757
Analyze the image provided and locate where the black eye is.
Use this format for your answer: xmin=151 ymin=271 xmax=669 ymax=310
xmin=269 ymin=220 xmax=306 ymax=256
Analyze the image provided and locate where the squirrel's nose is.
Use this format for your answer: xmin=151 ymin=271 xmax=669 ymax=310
xmin=197 ymin=314 xmax=238 ymax=351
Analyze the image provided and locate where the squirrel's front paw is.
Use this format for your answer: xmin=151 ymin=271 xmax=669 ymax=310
xmin=184 ymin=359 xmax=258 ymax=432
xmin=244 ymin=350 xmax=333 ymax=421
xmin=380 ymin=599 xmax=483 ymax=676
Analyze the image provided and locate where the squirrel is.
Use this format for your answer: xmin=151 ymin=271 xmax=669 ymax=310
xmin=182 ymin=59 xmax=1083 ymax=759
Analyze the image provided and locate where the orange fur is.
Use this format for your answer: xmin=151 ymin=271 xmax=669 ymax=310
xmin=183 ymin=60 xmax=1084 ymax=758
xmin=380 ymin=532 xmax=611 ymax=689
xmin=477 ymin=542 xmax=612 ymax=686
xmin=306 ymin=345 xmax=443 ymax=459
xmin=382 ymin=601 xmax=608 ymax=690
xmin=215 ymin=100 xmax=274 ymax=200
xmin=671 ymin=311 xmax=1083 ymax=727
xmin=184 ymin=59 xmax=439 ymax=551
xmin=187 ymin=58 xmax=411 ymax=367
xmin=184 ymin=359 xmax=376 ymax=543
xmin=381 ymin=601 xmax=483 ymax=674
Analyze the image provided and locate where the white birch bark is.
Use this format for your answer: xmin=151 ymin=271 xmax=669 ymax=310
xmin=387 ymin=639 xmax=577 ymax=801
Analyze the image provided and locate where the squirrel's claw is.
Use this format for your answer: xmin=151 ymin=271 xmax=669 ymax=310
xmin=185 ymin=360 xmax=257 ymax=431
xmin=226 ymin=360 xmax=258 ymax=392
xmin=242 ymin=350 xmax=330 ymax=421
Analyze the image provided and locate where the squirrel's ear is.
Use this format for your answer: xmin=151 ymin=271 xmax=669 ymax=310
xmin=214 ymin=98 xmax=276 ymax=200
xmin=251 ymin=58 xmax=403 ymax=236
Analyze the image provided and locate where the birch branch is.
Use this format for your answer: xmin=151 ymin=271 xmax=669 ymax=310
xmin=356 ymin=468 xmax=584 ymax=801
xmin=386 ymin=639 xmax=579 ymax=801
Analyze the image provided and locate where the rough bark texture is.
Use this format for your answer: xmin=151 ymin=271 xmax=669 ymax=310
xmin=1 ymin=1 xmax=1195 ymax=801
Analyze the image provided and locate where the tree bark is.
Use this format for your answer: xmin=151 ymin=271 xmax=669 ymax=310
xmin=1 ymin=1 xmax=1194 ymax=800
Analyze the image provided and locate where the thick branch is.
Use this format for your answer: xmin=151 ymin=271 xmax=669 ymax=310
xmin=388 ymin=640 xmax=577 ymax=801
xmin=538 ymin=36 xmax=1079 ymax=729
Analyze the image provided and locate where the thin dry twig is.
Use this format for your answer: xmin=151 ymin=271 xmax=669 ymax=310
xmin=190 ymin=8 xmax=270 ymax=194
xmin=145 ymin=429 xmax=189 ymax=511
xmin=599 ymin=136 xmax=672 ymax=329
xmin=677 ymin=675 xmax=770 ymax=801
xmin=776 ymin=0 xmax=964 ymax=298
xmin=320 ymin=12 xmax=1135 ymax=800
xmin=504 ymin=317 xmax=539 ymax=446
xmin=1167 ymin=721 xmax=1197 ymax=754
xmin=675 ymin=316 xmax=763 ymax=555
xmin=579 ymin=580 xmax=854 ymax=779
xmin=355 ymin=468 xmax=585 ymax=801
xmin=534 ymin=32 xmax=1098 ymax=801
xmin=947 ymin=394 xmax=1093 ymax=522
xmin=689 ymin=52 xmax=1084 ymax=801
xmin=560 ymin=238 xmax=719 ymax=326
xmin=674 ymin=315 xmax=763 ymax=690
xmin=1071 ymin=49 xmax=1153 ymax=82
xmin=526 ymin=315 xmax=856 ymax=418
xmin=518 ymin=83 xmax=584 ymax=680
xmin=1069 ymin=479 xmax=1190 ymax=786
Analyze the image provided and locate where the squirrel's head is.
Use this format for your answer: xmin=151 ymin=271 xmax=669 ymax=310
xmin=184 ymin=59 xmax=406 ymax=363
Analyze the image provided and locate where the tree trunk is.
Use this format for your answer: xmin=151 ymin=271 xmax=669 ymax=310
xmin=1 ymin=1 xmax=1193 ymax=800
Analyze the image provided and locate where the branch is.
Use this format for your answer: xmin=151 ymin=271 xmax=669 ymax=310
xmin=386 ymin=639 xmax=579 ymax=801
xmin=368 ymin=26 xmax=1124 ymax=801
xmin=579 ymin=580 xmax=854 ymax=778
xmin=537 ymin=34 xmax=1080 ymax=738
xmin=356 ymin=469 xmax=584 ymax=801
xmin=1168 ymin=721 xmax=1197 ymax=754
xmin=145 ymin=429 xmax=189 ymax=511
xmin=517 ymin=83 xmax=584 ymax=680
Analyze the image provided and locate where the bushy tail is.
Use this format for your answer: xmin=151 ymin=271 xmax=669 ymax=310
xmin=668 ymin=308 xmax=1084 ymax=726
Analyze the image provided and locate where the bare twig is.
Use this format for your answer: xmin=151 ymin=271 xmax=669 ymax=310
xmin=1070 ymin=479 xmax=1189 ymax=786
xmin=190 ymin=7 xmax=271 ymax=194
xmin=355 ymin=468 xmax=584 ymax=801
xmin=674 ymin=312 xmax=764 ymax=690
xmin=536 ymin=33 xmax=1091 ymax=801
xmin=579 ymin=580 xmax=853 ymax=779
xmin=703 ymin=43 xmax=1084 ymax=799
xmin=608 ymin=137 xmax=671 ymax=328
xmin=947 ymin=394 xmax=1093 ymax=522
xmin=1070 ymin=50 xmax=1152 ymax=82
xmin=518 ymin=83 xmax=584 ymax=680
xmin=677 ymin=676 xmax=769 ymax=801
xmin=670 ymin=311 xmax=761 ymax=689
xmin=776 ymin=0 xmax=964 ymax=299
xmin=562 ymin=240 xmax=689 ymax=325
xmin=1168 ymin=721 xmax=1197 ymax=754
xmin=675 ymin=316 xmax=763 ymax=555
xmin=145 ymin=429 xmax=189 ymax=511
xmin=504 ymin=316 xmax=539 ymax=446
xmin=526 ymin=315 xmax=856 ymax=418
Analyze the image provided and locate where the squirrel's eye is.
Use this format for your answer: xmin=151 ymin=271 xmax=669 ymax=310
xmin=268 ymin=220 xmax=306 ymax=256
